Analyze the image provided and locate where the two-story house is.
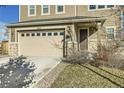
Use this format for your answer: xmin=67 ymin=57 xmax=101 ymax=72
xmin=7 ymin=5 xmax=119 ymax=57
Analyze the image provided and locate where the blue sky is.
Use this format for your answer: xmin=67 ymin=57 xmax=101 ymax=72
xmin=0 ymin=5 xmax=19 ymax=41
xmin=0 ymin=5 xmax=19 ymax=23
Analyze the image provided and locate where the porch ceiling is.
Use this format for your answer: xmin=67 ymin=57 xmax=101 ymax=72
xmin=7 ymin=16 xmax=106 ymax=28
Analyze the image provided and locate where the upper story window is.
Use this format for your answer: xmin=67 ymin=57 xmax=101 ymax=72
xmin=28 ymin=5 xmax=36 ymax=16
xmin=56 ymin=5 xmax=65 ymax=14
xmin=41 ymin=5 xmax=50 ymax=15
xmin=106 ymin=26 xmax=116 ymax=40
xmin=88 ymin=5 xmax=115 ymax=11
xmin=89 ymin=5 xmax=96 ymax=10
xmin=107 ymin=5 xmax=114 ymax=8
xmin=98 ymin=5 xmax=105 ymax=9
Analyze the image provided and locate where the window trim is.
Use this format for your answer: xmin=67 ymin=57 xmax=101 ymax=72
xmin=88 ymin=5 xmax=97 ymax=10
xmin=107 ymin=5 xmax=115 ymax=8
xmin=41 ymin=5 xmax=50 ymax=15
xmin=28 ymin=5 xmax=36 ymax=16
xmin=88 ymin=5 xmax=115 ymax=11
xmin=56 ymin=5 xmax=65 ymax=14
xmin=97 ymin=5 xmax=105 ymax=9
xmin=105 ymin=26 xmax=116 ymax=40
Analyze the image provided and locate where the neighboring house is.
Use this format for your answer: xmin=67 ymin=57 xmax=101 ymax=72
xmin=0 ymin=40 xmax=8 ymax=55
xmin=7 ymin=5 xmax=121 ymax=57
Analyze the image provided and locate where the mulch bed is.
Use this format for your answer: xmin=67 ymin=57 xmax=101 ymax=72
xmin=33 ymin=62 xmax=68 ymax=88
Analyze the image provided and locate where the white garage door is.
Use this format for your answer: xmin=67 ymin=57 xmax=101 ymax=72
xmin=18 ymin=30 xmax=64 ymax=57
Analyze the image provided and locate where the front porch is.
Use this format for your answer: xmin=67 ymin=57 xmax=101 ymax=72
xmin=65 ymin=21 xmax=105 ymax=56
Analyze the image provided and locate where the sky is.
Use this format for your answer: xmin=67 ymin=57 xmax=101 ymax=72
xmin=0 ymin=5 xmax=19 ymax=41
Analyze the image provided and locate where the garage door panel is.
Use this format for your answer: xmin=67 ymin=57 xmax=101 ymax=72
xmin=18 ymin=31 xmax=64 ymax=57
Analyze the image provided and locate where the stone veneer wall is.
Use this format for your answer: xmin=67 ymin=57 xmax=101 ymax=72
xmin=9 ymin=43 xmax=18 ymax=57
xmin=66 ymin=41 xmax=78 ymax=56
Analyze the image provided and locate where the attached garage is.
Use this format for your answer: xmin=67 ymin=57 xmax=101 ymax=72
xmin=18 ymin=30 xmax=64 ymax=57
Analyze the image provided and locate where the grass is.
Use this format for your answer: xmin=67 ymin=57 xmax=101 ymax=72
xmin=51 ymin=64 xmax=124 ymax=88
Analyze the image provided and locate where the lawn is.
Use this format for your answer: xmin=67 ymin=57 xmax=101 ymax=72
xmin=51 ymin=64 xmax=124 ymax=88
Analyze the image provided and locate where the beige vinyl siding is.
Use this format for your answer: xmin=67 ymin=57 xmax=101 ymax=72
xmin=77 ymin=5 xmax=115 ymax=17
xmin=20 ymin=5 xmax=75 ymax=22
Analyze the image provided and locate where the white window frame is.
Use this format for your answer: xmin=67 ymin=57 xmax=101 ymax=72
xmin=97 ymin=5 xmax=106 ymax=9
xmin=88 ymin=5 xmax=115 ymax=11
xmin=88 ymin=5 xmax=97 ymax=11
xmin=106 ymin=5 xmax=115 ymax=8
xmin=56 ymin=5 xmax=65 ymax=14
xmin=105 ymin=26 xmax=116 ymax=40
xmin=28 ymin=5 xmax=36 ymax=16
xmin=41 ymin=5 xmax=50 ymax=15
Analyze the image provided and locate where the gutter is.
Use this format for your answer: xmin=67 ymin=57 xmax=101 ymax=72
xmin=7 ymin=17 xmax=107 ymax=28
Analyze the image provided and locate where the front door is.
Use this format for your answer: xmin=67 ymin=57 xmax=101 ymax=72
xmin=80 ymin=29 xmax=88 ymax=50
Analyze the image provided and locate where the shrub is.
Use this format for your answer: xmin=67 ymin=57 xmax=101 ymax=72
xmin=97 ymin=41 xmax=120 ymax=61
xmin=105 ymin=53 xmax=124 ymax=69
xmin=95 ymin=40 xmax=124 ymax=69
xmin=62 ymin=51 xmax=96 ymax=64
xmin=0 ymin=55 xmax=36 ymax=88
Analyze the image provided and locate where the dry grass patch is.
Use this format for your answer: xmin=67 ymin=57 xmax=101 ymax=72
xmin=51 ymin=64 xmax=124 ymax=88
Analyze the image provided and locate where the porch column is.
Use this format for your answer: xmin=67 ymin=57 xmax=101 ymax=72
xmin=71 ymin=24 xmax=77 ymax=41
xmin=97 ymin=22 xmax=102 ymax=44
xmin=65 ymin=24 xmax=78 ymax=56
xmin=71 ymin=24 xmax=78 ymax=52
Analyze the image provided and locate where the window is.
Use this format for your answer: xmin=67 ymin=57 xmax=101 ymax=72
xmin=98 ymin=5 xmax=105 ymax=9
xmin=28 ymin=5 xmax=36 ymax=16
xmin=60 ymin=32 xmax=64 ymax=36
xmin=56 ymin=5 xmax=65 ymax=14
xmin=26 ymin=33 xmax=30 ymax=36
xmin=42 ymin=33 xmax=46 ymax=36
xmin=37 ymin=33 xmax=40 ymax=36
xmin=89 ymin=5 xmax=96 ymax=10
xmin=107 ymin=5 xmax=114 ymax=8
xmin=54 ymin=32 xmax=58 ymax=36
xmin=106 ymin=27 xmax=116 ymax=40
xmin=42 ymin=5 xmax=50 ymax=15
xmin=31 ymin=33 xmax=35 ymax=36
xmin=88 ymin=5 xmax=115 ymax=11
xmin=48 ymin=32 xmax=52 ymax=36
xmin=21 ymin=33 xmax=25 ymax=37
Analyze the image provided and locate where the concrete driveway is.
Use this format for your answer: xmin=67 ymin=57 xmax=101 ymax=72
xmin=0 ymin=56 xmax=10 ymax=64
xmin=26 ymin=56 xmax=61 ymax=82
xmin=0 ymin=56 xmax=61 ymax=87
